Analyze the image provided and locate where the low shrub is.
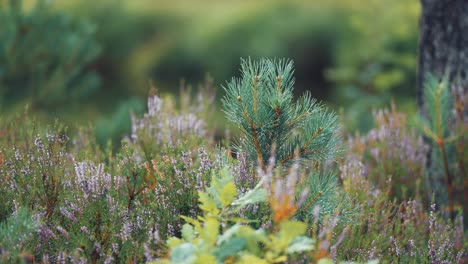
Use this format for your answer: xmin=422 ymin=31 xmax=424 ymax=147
xmin=0 ymin=59 xmax=465 ymax=263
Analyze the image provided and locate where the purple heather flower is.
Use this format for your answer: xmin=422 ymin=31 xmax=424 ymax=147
xmin=56 ymin=226 xmax=69 ymax=238
xmin=60 ymin=207 xmax=77 ymax=222
xmin=74 ymin=161 xmax=112 ymax=200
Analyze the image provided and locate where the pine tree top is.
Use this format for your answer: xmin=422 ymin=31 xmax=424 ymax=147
xmin=222 ymin=58 xmax=341 ymax=170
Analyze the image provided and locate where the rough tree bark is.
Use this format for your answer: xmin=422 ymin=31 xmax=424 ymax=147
xmin=417 ymin=0 xmax=468 ymax=226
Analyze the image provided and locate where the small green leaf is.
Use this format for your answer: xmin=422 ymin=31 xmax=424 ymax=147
xmin=199 ymin=192 xmax=219 ymax=215
xmin=219 ymin=181 xmax=237 ymax=206
xmin=201 ymin=217 xmax=219 ymax=246
xmin=279 ymin=221 xmax=307 ymax=240
xmin=238 ymin=254 xmax=268 ymax=264
xmin=232 ymin=181 xmax=267 ymax=207
xmin=181 ymin=224 xmax=196 ymax=242
xmin=181 ymin=216 xmax=202 ymax=234
xmin=227 ymin=217 xmax=258 ymax=224
xmin=194 ymin=254 xmax=217 ymax=264
xmin=167 ymin=237 xmax=184 ymax=248
xmin=272 ymin=221 xmax=307 ymax=252
xmin=317 ymin=258 xmax=334 ymax=264
xmin=273 ymin=255 xmax=288 ymax=263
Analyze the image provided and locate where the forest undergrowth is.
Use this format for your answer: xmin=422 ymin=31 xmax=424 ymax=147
xmin=0 ymin=59 xmax=466 ymax=263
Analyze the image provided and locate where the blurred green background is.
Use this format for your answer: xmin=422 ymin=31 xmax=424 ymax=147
xmin=0 ymin=0 xmax=420 ymax=144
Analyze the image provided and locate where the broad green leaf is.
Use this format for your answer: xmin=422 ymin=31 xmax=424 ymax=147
xmin=218 ymin=224 xmax=241 ymax=245
xmin=216 ymin=237 xmax=246 ymax=260
xmin=286 ymin=236 xmax=315 ymax=253
xmin=236 ymin=226 xmax=267 ymax=255
xmin=170 ymin=243 xmax=196 ymax=263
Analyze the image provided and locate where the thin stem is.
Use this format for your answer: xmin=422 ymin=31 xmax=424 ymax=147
xmin=253 ymin=75 xmax=258 ymax=113
xmin=238 ymin=97 xmax=266 ymax=170
xmin=438 ymin=139 xmax=454 ymax=222
xmin=298 ymin=191 xmax=322 ymax=214
xmin=280 ymin=127 xmax=322 ymax=164
xmin=434 ymin=85 xmax=454 ymax=221
xmin=276 ymin=76 xmax=281 ymax=96
xmin=286 ymin=110 xmax=310 ymax=128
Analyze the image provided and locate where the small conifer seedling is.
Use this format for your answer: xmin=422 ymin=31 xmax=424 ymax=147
xmin=222 ymin=58 xmax=340 ymax=169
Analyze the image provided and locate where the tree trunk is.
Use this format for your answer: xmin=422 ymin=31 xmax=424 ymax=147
xmin=417 ymin=0 xmax=468 ymax=227
xmin=417 ymin=1 xmax=468 ymax=102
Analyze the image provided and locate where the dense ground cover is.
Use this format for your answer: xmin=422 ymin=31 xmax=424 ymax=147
xmin=0 ymin=59 xmax=466 ymax=263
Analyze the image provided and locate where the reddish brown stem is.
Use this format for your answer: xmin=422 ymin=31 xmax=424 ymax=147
xmin=438 ymin=139 xmax=454 ymax=222
xmin=238 ymin=97 xmax=266 ymax=170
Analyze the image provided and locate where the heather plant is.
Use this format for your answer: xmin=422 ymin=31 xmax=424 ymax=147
xmin=0 ymin=83 xmax=219 ymax=261
xmin=336 ymin=95 xmax=466 ymax=262
xmin=0 ymin=121 xmax=70 ymax=221
xmin=123 ymin=86 xmax=218 ymax=239
xmin=129 ymin=90 xmax=210 ymax=161
xmin=346 ymin=103 xmax=429 ymax=202
xmin=336 ymin=155 xmax=465 ymax=263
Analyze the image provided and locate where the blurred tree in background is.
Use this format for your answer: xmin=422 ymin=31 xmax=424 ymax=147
xmin=327 ymin=0 xmax=420 ymax=130
xmin=0 ymin=0 xmax=422 ymax=140
xmin=0 ymin=0 xmax=101 ymax=112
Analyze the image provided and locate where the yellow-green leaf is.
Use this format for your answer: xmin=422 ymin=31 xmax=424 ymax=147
xmin=273 ymin=255 xmax=287 ymax=263
xmin=238 ymin=254 xmax=268 ymax=264
xmin=181 ymin=224 xmax=196 ymax=242
xmin=199 ymin=192 xmax=219 ymax=215
xmin=202 ymin=217 xmax=219 ymax=246
xmin=317 ymin=258 xmax=334 ymax=264
xmin=167 ymin=237 xmax=184 ymax=248
xmin=181 ymin=216 xmax=202 ymax=234
xmin=219 ymin=182 xmax=237 ymax=206
xmin=195 ymin=254 xmax=217 ymax=264
xmin=272 ymin=221 xmax=307 ymax=252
